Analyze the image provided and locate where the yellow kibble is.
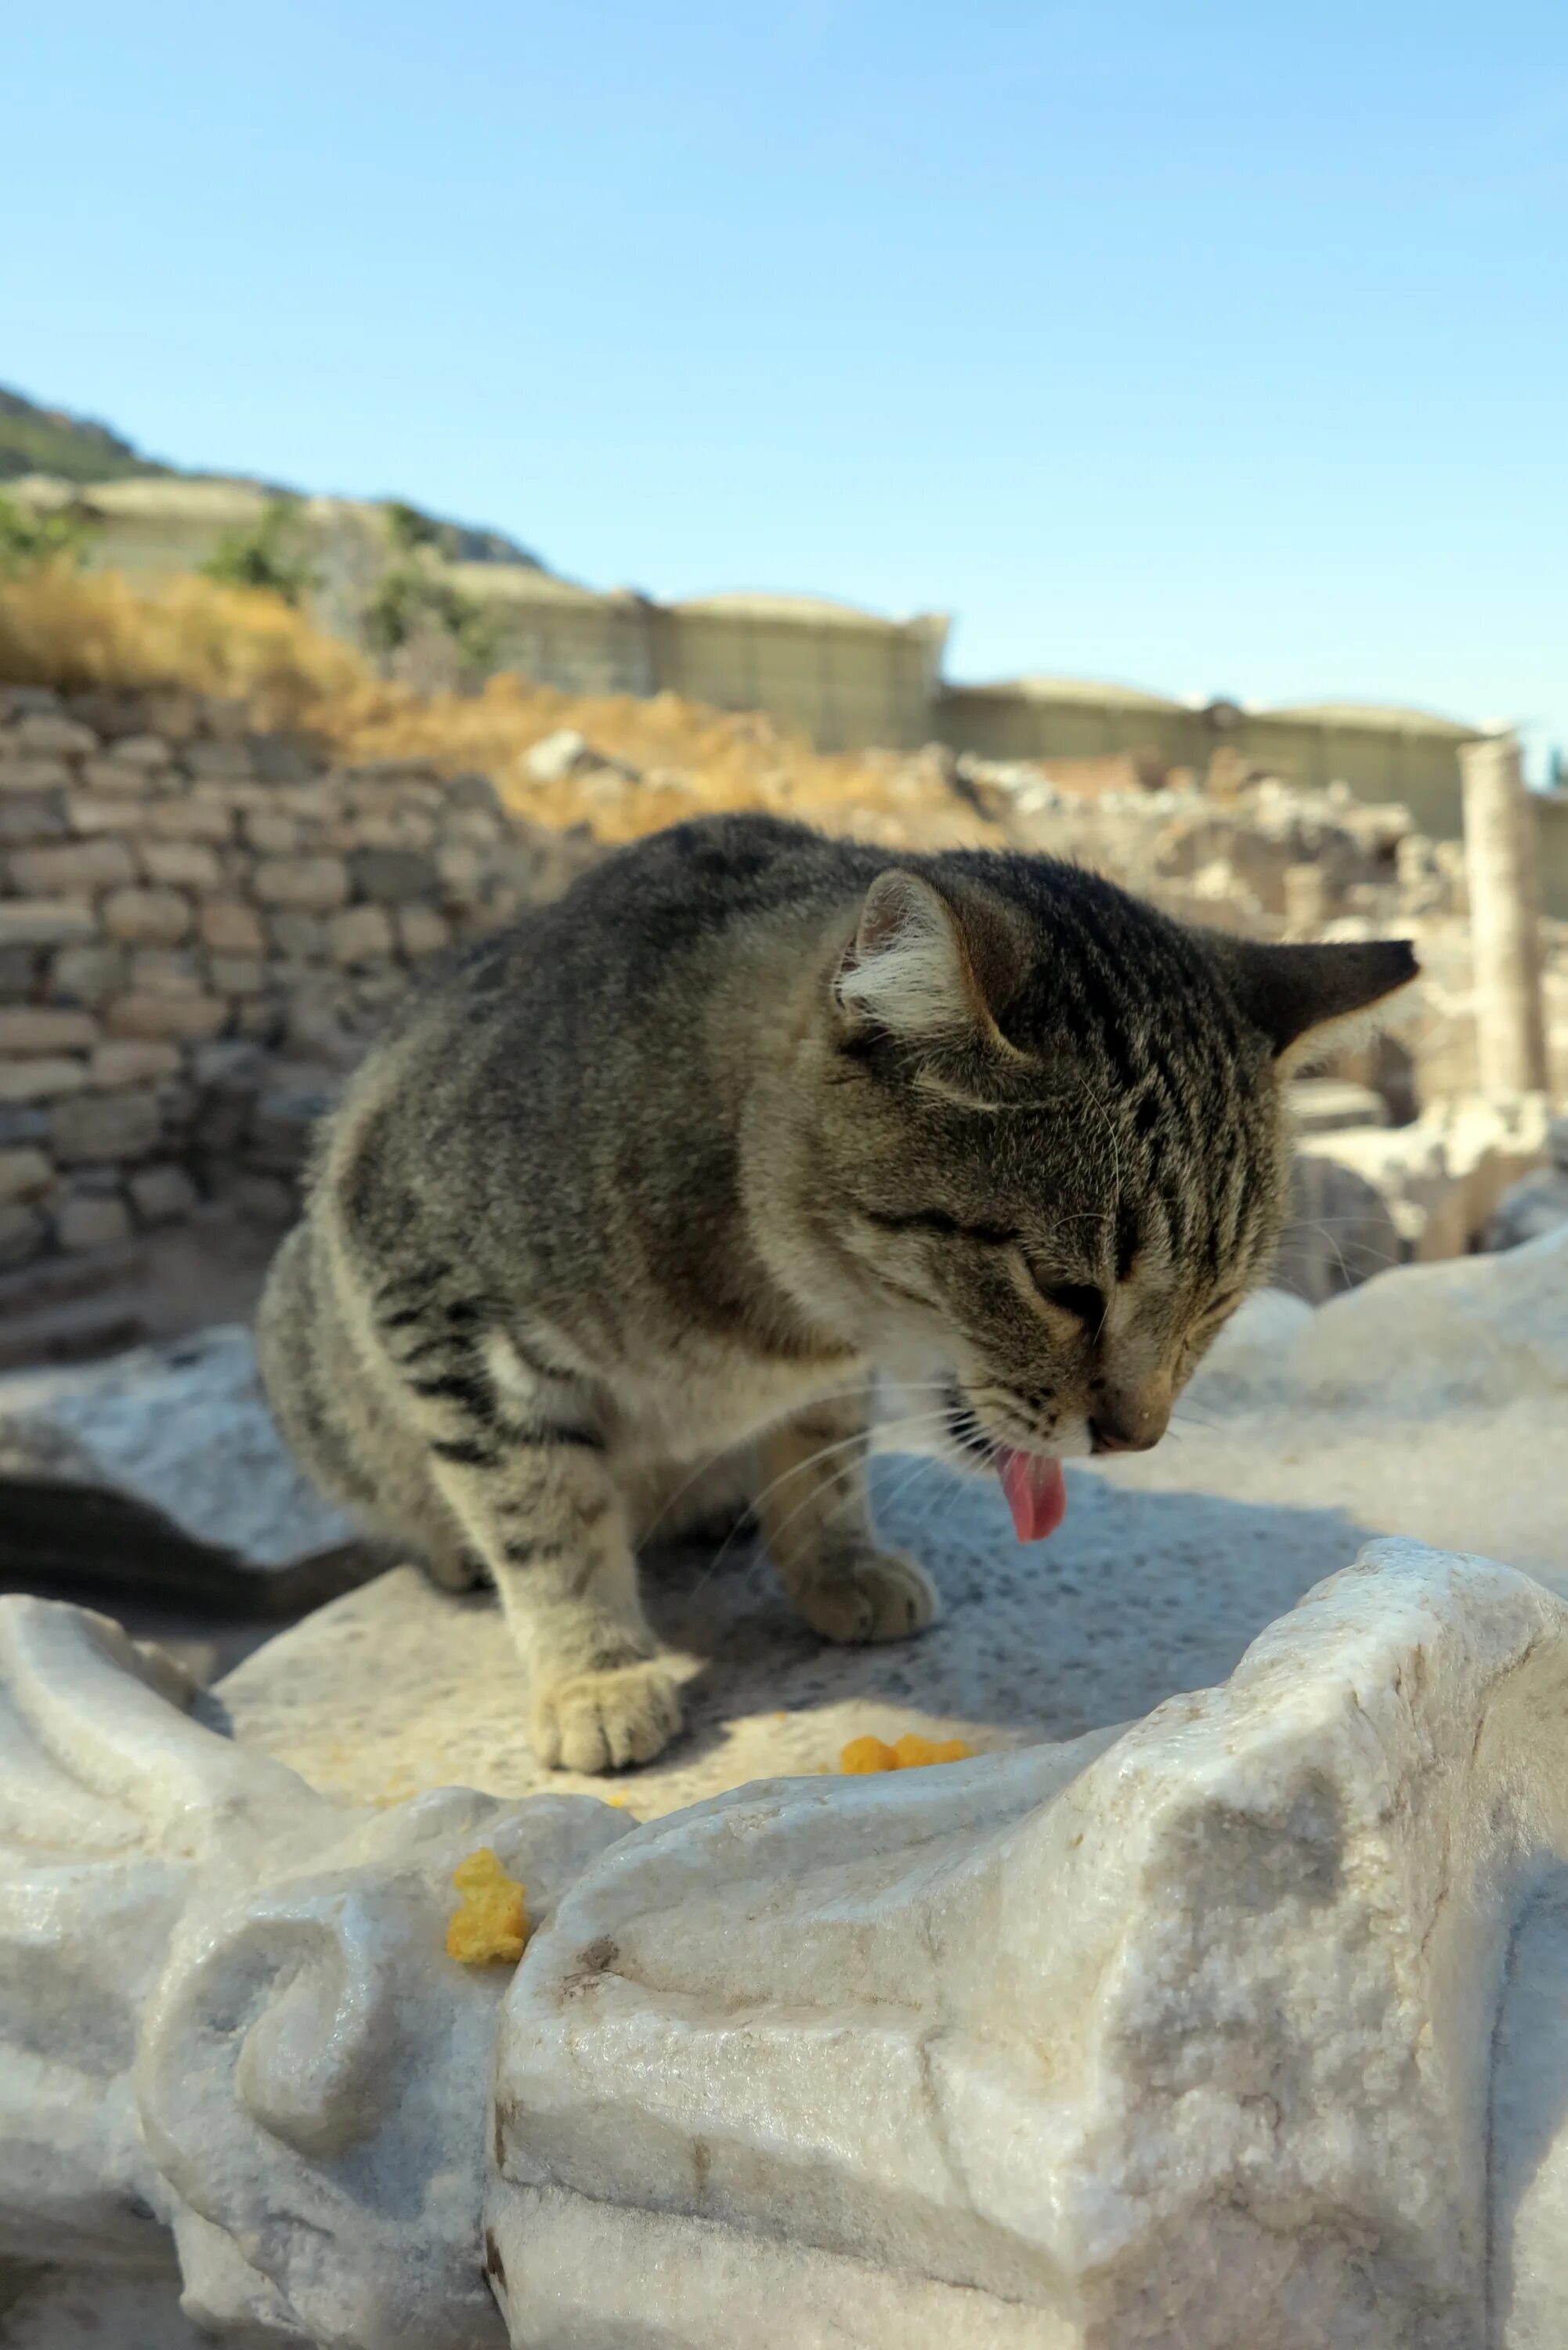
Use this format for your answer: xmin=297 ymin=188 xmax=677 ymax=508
xmin=446 ymin=1847 xmax=529 ymax=1965
xmin=891 ymin=1734 xmax=976 ymax=1769
xmin=839 ymin=1732 xmax=977 ymax=1775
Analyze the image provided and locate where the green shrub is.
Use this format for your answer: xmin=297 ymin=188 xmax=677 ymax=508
xmin=201 ymin=498 xmax=318 ymax=606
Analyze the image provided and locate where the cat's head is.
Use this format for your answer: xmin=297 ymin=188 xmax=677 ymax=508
xmin=808 ymin=854 xmax=1416 ymax=1491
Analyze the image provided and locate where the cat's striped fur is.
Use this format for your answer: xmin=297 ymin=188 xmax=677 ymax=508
xmin=257 ymin=814 xmax=1414 ymax=1772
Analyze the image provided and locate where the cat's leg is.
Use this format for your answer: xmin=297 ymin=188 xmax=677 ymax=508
xmin=755 ymin=1390 xmax=938 ymax=1643
xmin=368 ymin=1293 xmax=681 ymax=1771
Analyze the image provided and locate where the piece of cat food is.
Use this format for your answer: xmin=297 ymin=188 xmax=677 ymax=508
xmin=446 ymin=1847 xmax=529 ymax=1965
xmin=838 ymin=1733 xmax=976 ymax=1774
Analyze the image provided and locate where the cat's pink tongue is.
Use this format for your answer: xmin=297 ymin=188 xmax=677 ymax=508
xmin=997 ymin=1449 xmax=1068 ymax=1543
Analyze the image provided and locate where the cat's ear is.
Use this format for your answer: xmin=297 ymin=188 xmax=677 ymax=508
xmin=1224 ymin=936 xmax=1420 ymax=1071
xmin=833 ymin=870 xmax=1036 ymax=1101
xmin=833 ymin=870 xmax=990 ymax=1044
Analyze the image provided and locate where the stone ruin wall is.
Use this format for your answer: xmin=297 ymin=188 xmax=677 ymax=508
xmin=2 ymin=680 xmax=1565 ymax=1281
xmin=0 ymin=684 xmax=596 ymax=1271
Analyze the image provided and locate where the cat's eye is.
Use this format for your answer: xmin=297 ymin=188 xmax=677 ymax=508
xmin=1031 ymin=1276 xmax=1105 ymax=1327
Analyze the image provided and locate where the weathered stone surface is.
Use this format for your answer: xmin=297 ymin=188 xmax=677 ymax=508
xmin=89 ymin=1038 xmax=182 ymax=1087
xmin=49 ymin=942 xmax=125 ymax=1003
xmin=79 ymin=756 xmax=162 ymax=796
xmin=242 ymin=808 xmax=299 ymax=853
xmin=185 ymin=737 xmax=257 ymax=781
xmin=396 ymin=902 xmax=452 ymax=957
xmin=144 ymin=797 xmax=235 ymax=843
xmin=198 ymin=897 xmax=266 ymax=954
xmin=7 ymin=837 xmax=136 ymax=894
xmin=0 ymin=792 xmax=67 ymax=844
xmin=125 ymin=946 xmax=203 ymax=1000
xmin=0 ymin=1056 xmax=88 ymax=1104
xmin=101 ymin=885 xmax=193 ymax=945
xmin=0 ymin=1594 xmax=627 ymax=2347
xmin=0 ymin=1006 xmax=98 ymax=1053
xmin=0 ymin=753 xmax=71 ymax=792
xmin=55 ymin=1188 xmax=132 ymax=1252
xmin=329 ymin=902 xmax=396 ymax=964
xmin=0 ymin=1200 xmax=49 ymax=1264
xmin=490 ymin=1542 xmax=1568 ymax=2350
xmin=0 ymin=1147 xmax=52 ymax=1204
xmin=0 ymin=1324 xmax=359 ymax=1574
xmin=206 ymin=953 xmax=267 ymax=996
xmin=104 ymin=731 xmax=173 ymax=769
xmin=252 ymin=855 xmax=351 ymax=911
xmin=139 ymin=838 xmax=225 ymax=890
xmin=349 ymin=845 xmax=439 ymax=903
xmin=64 ymin=793 xmax=148 ymax=832
xmin=103 ymin=991 xmax=226 ymax=1041
xmin=0 ymin=898 xmax=96 ymax=946
xmin=13 ymin=711 xmax=97 ymax=757
xmin=127 ymin=1162 xmax=200 ymax=1225
xmin=49 ymin=1086 xmax=164 ymax=1165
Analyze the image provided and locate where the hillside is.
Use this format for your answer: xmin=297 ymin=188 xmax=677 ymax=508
xmin=0 ymin=387 xmax=171 ymax=485
xmin=0 ymin=384 xmax=540 ymax=568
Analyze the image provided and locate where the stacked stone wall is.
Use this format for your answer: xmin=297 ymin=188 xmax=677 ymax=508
xmin=0 ymin=684 xmax=595 ymax=1267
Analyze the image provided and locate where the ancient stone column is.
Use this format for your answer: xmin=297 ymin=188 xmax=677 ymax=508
xmin=1460 ymin=732 xmax=1548 ymax=1096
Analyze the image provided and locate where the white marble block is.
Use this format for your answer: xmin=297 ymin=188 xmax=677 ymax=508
xmin=7 ymin=1539 xmax=1568 ymax=2346
xmin=490 ymin=1538 xmax=1568 ymax=2348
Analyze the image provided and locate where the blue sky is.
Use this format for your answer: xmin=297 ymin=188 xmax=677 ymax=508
xmin=4 ymin=2 xmax=1565 ymax=767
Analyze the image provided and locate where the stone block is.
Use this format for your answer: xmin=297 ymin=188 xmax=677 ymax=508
xmin=253 ymin=855 xmax=351 ymax=911
xmin=0 ymin=942 xmax=42 ymax=997
xmin=111 ymin=733 xmax=175 ymax=769
xmin=207 ymin=955 xmax=267 ymax=996
xmin=0 ymin=1103 xmax=51 ymax=1148
xmin=139 ymin=689 xmax=202 ymax=742
xmin=0 ymin=1198 xmax=49 ymax=1265
xmin=90 ymin=1039 xmax=182 ymax=1087
xmin=0 ymin=1057 xmax=89 ymax=1104
xmin=102 ymin=886 xmax=193 ymax=945
xmin=347 ymin=845 xmax=439 ymax=904
xmin=13 ymin=713 xmax=98 ymax=757
xmin=0 ymin=1007 xmax=99 ymax=1053
xmin=329 ymin=904 xmax=396 ymax=965
xmin=143 ymin=797 xmax=235 ymax=843
xmin=0 ymin=794 xmax=68 ymax=844
xmin=128 ymin=949 xmax=204 ymax=999
xmin=0 ymin=899 xmax=96 ymax=947
xmin=127 ymin=1162 xmax=200 ymax=1225
xmin=139 ymin=839 xmax=224 ymax=891
xmin=103 ymin=992 xmax=227 ymax=1043
xmin=49 ymin=942 xmax=127 ymax=1005
xmin=243 ymin=810 xmax=299 ymax=853
xmin=49 ymin=1085 xmax=164 ymax=1164
xmin=9 ymin=836 xmax=138 ymax=894
xmin=80 ymin=756 xmax=163 ymax=796
xmin=186 ymin=738 xmax=257 ymax=781
xmin=56 ymin=1187 xmax=133 ymax=1252
xmin=0 ymin=1146 xmax=53 ymax=1204
xmin=267 ymin=910 xmax=329 ymax=960
xmin=199 ymin=898 xmax=266 ymax=955
xmin=396 ymin=903 xmax=451 ymax=958
xmin=435 ymin=843 xmax=480 ymax=893
xmin=276 ymin=780 xmax=342 ymax=821
xmin=0 ymin=755 xmax=70 ymax=794
xmin=67 ymin=794 xmax=153 ymax=833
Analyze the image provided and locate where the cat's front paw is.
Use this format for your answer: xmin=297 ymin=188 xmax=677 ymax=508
xmin=789 ymin=1546 xmax=939 ymax=1644
xmin=531 ymin=1660 xmax=684 ymax=1773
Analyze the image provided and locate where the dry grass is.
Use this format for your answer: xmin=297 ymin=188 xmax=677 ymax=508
xmin=0 ymin=566 xmax=999 ymax=848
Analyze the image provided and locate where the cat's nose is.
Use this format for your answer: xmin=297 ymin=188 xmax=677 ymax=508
xmin=1088 ymin=1396 xmax=1168 ymax=1454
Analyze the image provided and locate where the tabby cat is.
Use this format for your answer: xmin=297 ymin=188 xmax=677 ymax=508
xmin=257 ymin=814 xmax=1415 ymax=1771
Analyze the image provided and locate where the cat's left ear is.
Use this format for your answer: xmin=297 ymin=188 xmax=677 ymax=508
xmin=1221 ymin=936 xmax=1420 ymax=1071
xmin=833 ymin=869 xmax=1035 ymax=1098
